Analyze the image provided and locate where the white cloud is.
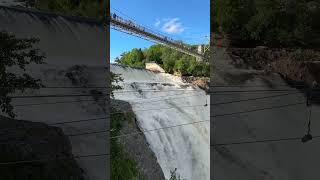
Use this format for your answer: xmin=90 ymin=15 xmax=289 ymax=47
xmin=154 ymin=18 xmax=161 ymax=27
xmin=160 ymin=18 xmax=185 ymax=34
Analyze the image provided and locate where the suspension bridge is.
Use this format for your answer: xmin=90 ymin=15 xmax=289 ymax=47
xmin=109 ymin=12 xmax=208 ymax=61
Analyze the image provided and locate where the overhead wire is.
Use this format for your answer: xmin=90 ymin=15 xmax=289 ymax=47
xmin=0 ymin=117 xmax=107 ymax=135
xmin=28 ymin=100 xmax=308 ymax=138
xmin=12 ymin=91 xmax=204 ymax=107
xmin=211 ymin=101 xmax=306 ymax=118
xmin=110 ymin=119 xmax=210 ymax=139
xmin=0 ymin=98 xmax=311 ymax=164
xmin=8 ymin=89 xmax=202 ymax=99
xmin=8 ymin=87 xmax=308 ymax=99
xmin=0 ymin=101 xmax=208 ymax=137
xmin=211 ymin=135 xmax=320 ymax=147
xmin=210 ymin=89 xmax=301 ymax=94
xmin=210 ymin=84 xmax=307 ymax=88
xmin=0 ymin=153 xmax=110 ymax=165
xmin=2 ymin=92 xmax=304 ymax=137
xmin=4 ymin=100 xmax=306 ymax=140
xmin=211 ymin=92 xmax=301 ymax=106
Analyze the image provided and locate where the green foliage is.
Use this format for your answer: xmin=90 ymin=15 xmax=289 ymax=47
xmin=0 ymin=31 xmax=45 ymax=118
xmin=174 ymin=55 xmax=190 ymax=75
xmin=110 ymin=72 xmax=123 ymax=99
xmin=116 ymin=48 xmax=146 ymax=68
xmin=213 ymin=0 xmax=320 ymax=47
xmin=111 ymin=108 xmax=145 ymax=180
xmin=144 ymin=44 xmax=163 ymax=64
xmin=110 ymin=69 xmax=143 ymax=179
xmin=34 ymin=0 xmax=107 ymax=22
xmin=169 ymin=168 xmax=183 ymax=180
xmin=117 ymin=44 xmax=209 ymax=77
xmin=110 ymin=60 xmax=143 ymax=179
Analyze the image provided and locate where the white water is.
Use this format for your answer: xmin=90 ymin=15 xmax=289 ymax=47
xmin=111 ymin=64 xmax=210 ymax=180
xmin=0 ymin=6 xmax=107 ymax=180
xmin=211 ymin=47 xmax=320 ymax=180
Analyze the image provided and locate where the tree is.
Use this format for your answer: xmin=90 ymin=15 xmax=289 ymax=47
xmin=174 ymin=55 xmax=191 ymax=75
xmin=213 ymin=0 xmax=320 ymax=47
xmin=0 ymin=31 xmax=45 ymax=118
xmin=145 ymin=44 xmax=163 ymax=64
xmin=115 ymin=44 xmax=210 ymax=77
xmin=117 ymin=48 xmax=145 ymax=68
xmin=161 ymin=48 xmax=175 ymax=73
xmin=33 ymin=0 xmax=107 ymax=22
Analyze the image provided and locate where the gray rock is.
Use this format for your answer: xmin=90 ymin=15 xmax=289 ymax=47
xmin=0 ymin=115 xmax=85 ymax=180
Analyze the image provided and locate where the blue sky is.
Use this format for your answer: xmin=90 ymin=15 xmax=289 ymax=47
xmin=110 ymin=0 xmax=210 ymax=62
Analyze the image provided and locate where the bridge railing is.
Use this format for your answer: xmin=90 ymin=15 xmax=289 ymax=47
xmin=110 ymin=13 xmax=204 ymax=59
xmin=110 ymin=13 xmax=195 ymax=48
xmin=111 ymin=13 xmax=170 ymax=40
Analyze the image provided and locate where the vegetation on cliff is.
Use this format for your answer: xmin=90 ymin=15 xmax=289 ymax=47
xmin=110 ymin=74 xmax=145 ymax=179
xmin=212 ymin=0 xmax=320 ymax=47
xmin=28 ymin=0 xmax=107 ymax=22
xmin=115 ymin=44 xmax=210 ymax=77
xmin=110 ymin=106 xmax=145 ymax=180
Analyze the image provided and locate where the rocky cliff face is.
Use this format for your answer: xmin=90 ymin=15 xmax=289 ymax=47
xmin=111 ymin=99 xmax=165 ymax=180
xmin=0 ymin=115 xmax=86 ymax=180
xmin=181 ymin=76 xmax=210 ymax=93
xmin=227 ymin=47 xmax=320 ymax=87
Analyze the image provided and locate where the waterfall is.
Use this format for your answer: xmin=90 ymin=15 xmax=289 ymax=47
xmin=0 ymin=6 xmax=107 ymax=180
xmin=111 ymin=64 xmax=210 ymax=180
xmin=211 ymin=47 xmax=320 ymax=180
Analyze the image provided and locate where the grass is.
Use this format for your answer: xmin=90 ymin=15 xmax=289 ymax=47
xmin=111 ymin=107 xmax=145 ymax=180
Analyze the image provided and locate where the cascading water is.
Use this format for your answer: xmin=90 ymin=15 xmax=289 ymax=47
xmin=111 ymin=64 xmax=210 ymax=180
xmin=0 ymin=6 xmax=107 ymax=180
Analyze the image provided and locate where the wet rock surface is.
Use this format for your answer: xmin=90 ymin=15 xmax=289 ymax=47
xmin=0 ymin=115 xmax=85 ymax=180
xmin=227 ymin=47 xmax=320 ymax=87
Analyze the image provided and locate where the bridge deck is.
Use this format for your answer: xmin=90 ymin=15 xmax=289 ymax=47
xmin=110 ymin=13 xmax=205 ymax=60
